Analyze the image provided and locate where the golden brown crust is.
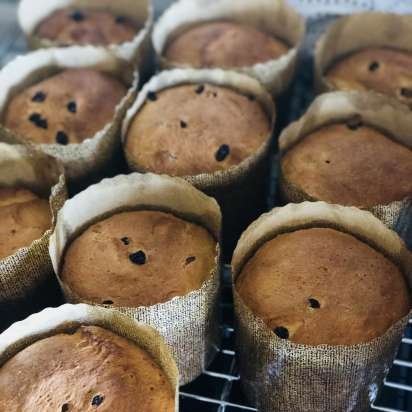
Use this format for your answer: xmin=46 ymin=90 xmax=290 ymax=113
xmin=3 ymin=69 xmax=127 ymax=145
xmin=0 ymin=188 xmax=51 ymax=260
xmin=0 ymin=325 xmax=174 ymax=411
xmin=165 ymin=21 xmax=289 ymax=68
xmin=61 ymin=210 xmax=217 ymax=307
xmin=36 ymin=8 xmax=139 ymax=46
xmin=125 ymin=84 xmax=270 ymax=176
xmin=325 ymin=47 xmax=412 ymax=107
xmin=281 ymin=123 xmax=412 ymax=208
xmin=236 ymin=227 xmax=411 ymax=345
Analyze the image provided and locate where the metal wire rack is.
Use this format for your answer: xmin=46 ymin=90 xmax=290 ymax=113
xmin=0 ymin=1 xmax=411 ymax=411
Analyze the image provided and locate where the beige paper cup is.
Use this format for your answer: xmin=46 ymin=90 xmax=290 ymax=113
xmin=232 ymin=201 xmax=412 ymax=412
xmin=0 ymin=46 xmax=138 ymax=185
xmin=152 ymin=0 xmax=304 ymax=96
xmin=18 ymin=0 xmax=154 ymax=71
xmin=279 ymin=90 xmax=412 ymax=229
xmin=0 ymin=143 xmax=67 ymax=330
xmin=49 ymin=172 xmax=222 ymax=385
xmin=0 ymin=303 xmax=179 ymax=410
xmin=122 ymin=68 xmax=276 ymax=257
xmin=314 ymin=12 xmax=412 ymax=102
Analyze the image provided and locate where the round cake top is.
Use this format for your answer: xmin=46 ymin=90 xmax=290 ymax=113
xmin=0 ymin=187 xmax=51 ymax=260
xmin=281 ymin=122 xmax=412 ymax=208
xmin=36 ymin=8 xmax=139 ymax=46
xmin=164 ymin=21 xmax=289 ymax=68
xmin=125 ymin=83 xmax=270 ymax=176
xmin=236 ymin=227 xmax=410 ymax=345
xmin=61 ymin=210 xmax=217 ymax=307
xmin=325 ymin=47 xmax=412 ymax=107
xmin=3 ymin=68 xmax=127 ymax=145
xmin=0 ymin=325 xmax=175 ymax=411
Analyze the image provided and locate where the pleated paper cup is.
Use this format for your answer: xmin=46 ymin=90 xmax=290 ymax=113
xmin=153 ymin=0 xmax=304 ymax=97
xmin=0 ymin=46 xmax=138 ymax=186
xmin=279 ymin=91 xmax=412 ymax=229
xmin=314 ymin=12 xmax=412 ymax=104
xmin=0 ymin=143 xmax=67 ymax=330
xmin=18 ymin=0 xmax=154 ymax=71
xmin=0 ymin=303 xmax=179 ymax=411
xmin=232 ymin=201 xmax=412 ymax=412
xmin=122 ymin=68 xmax=276 ymax=258
xmin=49 ymin=172 xmax=222 ymax=385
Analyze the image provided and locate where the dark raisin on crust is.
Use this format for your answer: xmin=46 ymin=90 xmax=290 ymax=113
xmin=400 ymin=87 xmax=412 ymax=99
xmin=129 ymin=250 xmax=146 ymax=265
xmin=61 ymin=403 xmax=70 ymax=412
xmin=102 ymin=300 xmax=114 ymax=305
xmin=215 ymin=144 xmax=230 ymax=161
xmin=195 ymin=85 xmax=205 ymax=94
xmin=147 ymin=91 xmax=157 ymax=101
xmin=308 ymin=298 xmax=321 ymax=309
xmin=28 ymin=113 xmax=48 ymax=129
xmin=121 ymin=237 xmax=130 ymax=245
xmin=180 ymin=120 xmax=188 ymax=128
xmin=32 ymin=91 xmax=46 ymax=102
xmin=273 ymin=326 xmax=289 ymax=340
xmin=69 ymin=10 xmax=85 ymax=22
xmin=91 ymin=394 xmax=104 ymax=406
xmin=67 ymin=101 xmax=77 ymax=113
xmin=56 ymin=131 xmax=69 ymax=145
xmin=186 ymin=256 xmax=196 ymax=265
xmin=346 ymin=114 xmax=363 ymax=130
xmin=368 ymin=61 xmax=380 ymax=72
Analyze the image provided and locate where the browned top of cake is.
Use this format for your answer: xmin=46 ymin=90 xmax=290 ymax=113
xmin=165 ymin=21 xmax=289 ymax=68
xmin=3 ymin=68 xmax=127 ymax=145
xmin=36 ymin=8 xmax=139 ymax=46
xmin=0 ymin=325 xmax=174 ymax=411
xmin=125 ymin=84 xmax=270 ymax=176
xmin=281 ymin=122 xmax=412 ymax=208
xmin=325 ymin=47 xmax=412 ymax=107
xmin=236 ymin=227 xmax=410 ymax=345
xmin=0 ymin=187 xmax=51 ymax=260
xmin=61 ymin=210 xmax=217 ymax=307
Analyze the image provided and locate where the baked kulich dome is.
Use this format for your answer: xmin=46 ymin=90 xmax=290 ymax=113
xmin=124 ymin=83 xmax=270 ymax=176
xmin=61 ymin=210 xmax=217 ymax=307
xmin=0 ymin=325 xmax=175 ymax=411
xmin=236 ymin=227 xmax=410 ymax=345
xmin=0 ymin=187 xmax=51 ymax=260
xmin=3 ymin=68 xmax=127 ymax=145
xmin=164 ymin=21 xmax=289 ymax=68
xmin=35 ymin=8 xmax=139 ymax=46
xmin=325 ymin=47 xmax=412 ymax=107
xmin=281 ymin=122 xmax=412 ymax=208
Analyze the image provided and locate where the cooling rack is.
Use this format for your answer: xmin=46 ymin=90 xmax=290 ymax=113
xmin=0 ymin=1 xmax=411 ymax=411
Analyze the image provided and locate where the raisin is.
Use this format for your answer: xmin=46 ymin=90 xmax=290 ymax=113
xmin=91 ymin=395 xmax=104 ymax=406
xmin=273 ymin=326 xmax=289 ymax=340
xmin=186 ymin=256 xmax=196 ymax=265
xmin=70 ymin=10 xmax=85 ymax=22
xmin=29 ymin=113 xmax=41 ymax=123
xmin=400 ymin=88 xmax=412 ymax=98
xmin=116 ymin=16 xmax=126 ymax=24
xmin=346 ymin=115 xmax=363 ymax=130
xmin=29 ymin=113 xmax=48 ymax=129
xmin=368 ymin=61 xmax=379 ymax=72
xmin=195 ymin=85 xmax=205 ymax=94
xmin=129 ymin=251 xmax=146 ymax=265
xmin=67 ymin=101 xmax=77 ymax=113
xmin=180 ymin=120 xmax=187 ymax=128
xmin=61 ymin=403 xmax=69 ymax=412
xmin=56 ymin=131 xmax=69 ymax=145
xmin=32 ymin=91 xmax=46 ymax=102
xmin=147 ymin=91 xmax=157 ymax=101
xmin=102 ymin=300 xmax=114 ymax=305
xmin=215 ymin=144 xmax=230 ymax=161
xmin=121 ymin=237 xmax=130 ymax=245
xmin=308 ymin=298 xmax=320 ymax=309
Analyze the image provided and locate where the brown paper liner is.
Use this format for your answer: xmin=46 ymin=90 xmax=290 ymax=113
xmin=152 ymin=0 xmax=304 ymax=97
xmin=18 ymin=0 xmax=154 ymax=73
xmin=314 ymin=12 xmax=412 ymax=97
xmin=278 ymin=90 xmax=412 ymax=229
xmin=0 ymin=143 xmax=67 ymax=309
xmin=121 ymin=68 xmax=277 ymax=258
xmin=232 ymin=201 xmax=412 ymax=412
xmin=49 ymin=172 xmax=222 ymax=384
xmin=0 ymin=303 xmax=179 ymax=410
xmin=0 ymin=46 xmax=138 ymax=185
